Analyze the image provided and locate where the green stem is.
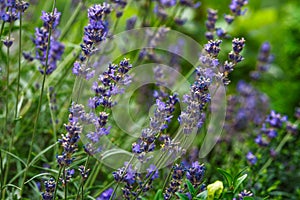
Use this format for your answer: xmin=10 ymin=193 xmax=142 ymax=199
xmin=76 ymin=155 xmax=90 ymax=199
xmin=4 ymin=17 xmax=24 ymax=198
xmin=258 ymin=133 xmax=292 ymax=176
xmin=53 ymin=166 xmax=63 ymax=200
xmin=47 ymin=87 xmax=58 ymax=161
xmin=0 ymin=152 xmax=3 ymax=198
xmin=161 ymin=163 xmax=174 ymax=193
xmin=86 ymin=161 xmax=102 ymax=189
xmin=20 ymin=1 xmax=57 ymax=196
xmin=2 ymin=20 xmax=13 ymax=200
xmin=109 ymin=155 xmax=135 ymax=200
xmin=94 ymin=180 xmax=115 ymax=197
xmin=133 ymin=148 xmax=172 ymax=200
xmin=15 ymin=13 xmax=22 ymax=119
xmin=63 ymin=167 xmax=67 ymax=200
xmin=0 ymin=21 xmax=5 ymax=39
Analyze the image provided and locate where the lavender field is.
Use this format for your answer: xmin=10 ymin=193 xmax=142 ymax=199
xmin=0 ymin=0 xmax=300 ymax=199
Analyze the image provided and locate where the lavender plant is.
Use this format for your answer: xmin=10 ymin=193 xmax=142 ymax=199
xmin=0 ymin=0 xmax=300 ymax=200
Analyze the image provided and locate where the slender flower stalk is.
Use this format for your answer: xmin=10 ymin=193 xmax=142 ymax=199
xmin=20 ymin=0 xmax=58 ymax=196
xmin=76 ymin=155 xmax=91 ymax=199
xmin=15 ymin=10 xmax=22 ymax=120
xmin=53 ymin=166 xmax=63 ymax=199
xmin=2 ymin=14 xmax=13 ymax=200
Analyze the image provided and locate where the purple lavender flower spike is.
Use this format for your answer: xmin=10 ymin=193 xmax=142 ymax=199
xmin=204 ymin=40 xmax=222 ymax=57
xmin=205 ymin=9 xmax=218 ymax=40
xmin=73 ymin=3 xmax=111 ymax=78
xmin=33 ymin=9 xmax=65 ymax=75
xmin=229 ymin=0 xmax=248 ymax=16
xmin=163 ymin=163 xmax=186 ymax=199
xmin=186 ymin=161 xmax=205 ymax=187
xmin=56 ymin=105 xmax=82 ymax=167
xmin=41 ymin=8 xmax=61 ymax=29
xmin=42 ymin=178 xmax=56 ymax=200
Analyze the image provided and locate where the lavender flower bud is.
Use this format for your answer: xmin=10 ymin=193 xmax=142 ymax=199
xmin=42 ymin=178 xmax=55 ymax=200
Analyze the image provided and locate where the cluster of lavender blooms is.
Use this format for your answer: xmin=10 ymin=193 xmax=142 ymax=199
xmin=28 ymin=9 xmax=65 ymax=75
xmin=164 ymin=162 xmax=205 ymax=199
xmin=1 ymin=0 xmax=29 ymax=47
xmin=84 ymin=58 xmax=132 ymax=152
xmin=109 ymin=0 xmax=127 ymax=18
xmin=88 ymin=58 xmax=132 ymax=109
xmin=154 ymin=0 xmax=201 ymax=26
xmin=224 ymin=0 xmax=248 ymax=24
xmin=132 ymin=95 xmax=179 ymax=162
xmin=246 ymin=110 xmax=299 ymax=165
xmin=199 ymin=37 xmax=245 ymax=85
xmin=59 ymin=168 xmax=75 ymax=186
xmin=41 ymin=178 xmax=56 ymax=200
xmin=73 ymin=3 xmax=111 ymax=80
xmin=179 ymin=38 xmax=245 ymax=137
xmin=113 ymin=163 xmax=159 ymax=199
xmin=205 ymin=0 xmax=248 ymax=40
xmin=56 ymin=104 xmax=82 ymax=167
xmin=0 ymin=0 xmax=29 ymax=23
xmin=250 ymin=42 xmax=274 ymax=80
xmin=223 ymin=80 xmax=269 ymax=141
xmin=205 ymin=9 xmax=231 ymax=40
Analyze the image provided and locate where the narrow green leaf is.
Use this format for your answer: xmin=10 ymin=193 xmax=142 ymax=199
xmin=186 ymin=179 xmax=196 ymax=196
xmin=28 ymin=142 xmax=58 ymax=167
xmin=0 ymin=149 xmax=26 ymax=167
xmin=24 ymin=172 xmax=53 ymax=184
xmin=217 ymin=168 xmax=233 ymax=186
xmin=175 ymin=192 xmax=190 ymax=200
xmin=154 ymin=189 xmax=164 ymax=200
xmin=233 ymin=174 xmax=248 ymax=193
xmin=196 ymin=190 xmax=207 ymax=199
xmin=1 ymin=184 xmax=21 ymax=190
xmin=233 ymin=167 xmax=248 ymax=182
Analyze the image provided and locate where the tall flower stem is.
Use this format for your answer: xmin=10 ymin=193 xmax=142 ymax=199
xmin=63 ymin=166 xmax=68 ymax=199
xmin=15 ymin=12 xmax=23 ymax=120
xmin=109 ymin=155 xmax=135 ymax=200
xmin=47 ymin=88 xmax=58 ymax=160
xmin=257 ymin=132 xmax=292 ymax=177
xmin=161 ymin=163 xmax=175 ymax=192
xmin=5 ymin=17 xmax=24 ymax=190
xmin=0 ymin=21 xmax=5 ymax=44
xmin=20 ymin=1 xmax=57 ymax=196
xmin=53 ymin=166 xmax=63 ymax=200
xmin=2 ymin=20 xmax=13 ymax=200
xmin=86 ymin=161 xmax=102 ymax=189
xmin=76 ymin=155 xmax=90 ymax=200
